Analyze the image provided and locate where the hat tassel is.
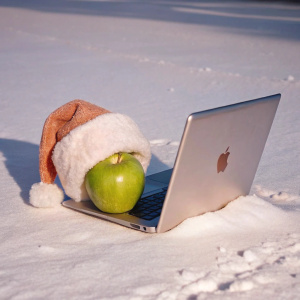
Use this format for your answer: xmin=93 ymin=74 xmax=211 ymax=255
xmin=29 ymin=182 xmax=64 ymax=208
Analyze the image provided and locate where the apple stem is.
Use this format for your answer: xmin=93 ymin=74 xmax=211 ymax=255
xmin=117 ymin=152 xmax=122 ymax=163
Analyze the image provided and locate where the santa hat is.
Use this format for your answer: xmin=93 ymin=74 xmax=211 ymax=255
xmin=29 ymin=100 xmax=151 ymax=208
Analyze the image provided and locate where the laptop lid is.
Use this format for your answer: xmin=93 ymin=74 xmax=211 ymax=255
xmin=156 ymin=94 xmax=281 ymax=233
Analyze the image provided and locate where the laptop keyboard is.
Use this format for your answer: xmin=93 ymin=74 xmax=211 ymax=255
xmin=129 ymin=188 xmax=167 ymax=220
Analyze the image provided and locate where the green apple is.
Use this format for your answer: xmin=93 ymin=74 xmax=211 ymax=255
xmin=85 ymin=152 xmax=145 ymax=213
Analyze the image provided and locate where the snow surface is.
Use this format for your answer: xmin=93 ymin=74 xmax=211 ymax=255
xmin=0 ymin=0 xmax=300 ymax=299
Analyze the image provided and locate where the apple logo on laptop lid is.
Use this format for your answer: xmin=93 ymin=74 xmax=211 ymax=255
xmin=217 ymin=147 xmax=230 ymax=173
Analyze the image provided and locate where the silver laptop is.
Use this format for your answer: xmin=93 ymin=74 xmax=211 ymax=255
xmin=62 ymin=94 xmax=281 ymax=233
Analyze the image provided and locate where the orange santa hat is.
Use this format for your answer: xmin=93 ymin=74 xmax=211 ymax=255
xmin=29 ymin=100 xmax=151 ymax=208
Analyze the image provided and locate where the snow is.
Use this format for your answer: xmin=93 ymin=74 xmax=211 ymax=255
xmin=0 ymin=0 xmax=300 ymax=298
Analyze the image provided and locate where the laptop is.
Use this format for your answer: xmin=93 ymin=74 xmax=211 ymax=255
xmin=62 ymin=94 xmax=281 ymax=233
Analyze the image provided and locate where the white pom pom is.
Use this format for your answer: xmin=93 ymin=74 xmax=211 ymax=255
xmin=29 ymin=182 xmax=64 ymax=208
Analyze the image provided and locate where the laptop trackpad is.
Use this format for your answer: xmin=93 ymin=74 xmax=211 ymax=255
xmin=143 ymin=170 xmax=172 ymax=195
xmin=143 ymin=180 xmax=167 ymax=195
xmin=147 ymin=169 xmax=173 ymax=184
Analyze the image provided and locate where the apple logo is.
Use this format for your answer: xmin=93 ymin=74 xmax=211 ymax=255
xmin=217 ymin=147 xmax=230 ymax=173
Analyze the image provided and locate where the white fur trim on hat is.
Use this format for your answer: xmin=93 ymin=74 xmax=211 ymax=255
xmin=29 ymin=182 xmax=64 ymax=208
xmin=52 ymin=113 xmax=151 ymax=202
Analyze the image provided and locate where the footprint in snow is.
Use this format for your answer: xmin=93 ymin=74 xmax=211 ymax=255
xmin=150 ymin=139 xmax=170 ymax=146
xmin=285 ymin=75 xmax=295 ymax=81
xmin=150 ymin=140 xmax=179 ymax=147
xmin=37 ymin=245 xmax=57 ymax=254
xmin=170 ymin=232 xmax=300 ymax=297
xmin=254 ymin=185 xmax=299 ymax=202
xmin=270 ymin=191 xmax=295 ymax=201
xmin=198 ymin=67 xmax=212 ymax=72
